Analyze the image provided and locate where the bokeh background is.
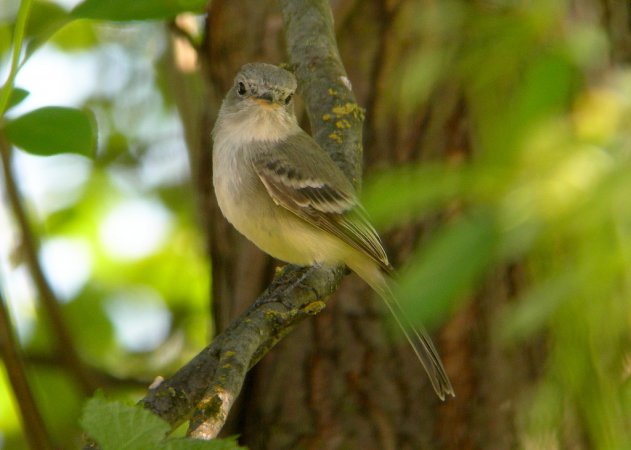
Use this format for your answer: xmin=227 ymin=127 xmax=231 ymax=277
xmin=1 ymin=2 xmax=211 ymax=448
xmin=1 ymin=0 xmax=631 ymax=448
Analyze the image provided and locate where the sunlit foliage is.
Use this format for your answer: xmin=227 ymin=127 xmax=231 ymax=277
xmin=1 ymin=2 xmax=208 ymax=448
xmin=1 ymin=0 xmax=629 ymax=448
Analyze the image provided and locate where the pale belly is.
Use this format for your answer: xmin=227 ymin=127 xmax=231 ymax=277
xmin=213 ymin=147 xmax=345 ymax=266
xmin=220 ymin=189 xmax=343 ymax=266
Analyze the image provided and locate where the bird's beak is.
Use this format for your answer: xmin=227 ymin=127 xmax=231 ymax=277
xmin=253 ymin=93 xmax=280 ymax=109
xmin=256 ymin=92 xmax=274 ymax=103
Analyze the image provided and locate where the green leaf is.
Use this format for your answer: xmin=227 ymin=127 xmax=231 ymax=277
xmin=6 ymin=87 xmax=29 ymax=111
xmin=50 ymin=18 xmax=99 ymax=52
xmin=81 ymin=394 xmax=247 ymax=450
xmin=362 ymin=165 xmax=464 ymax=230
xmin=497 ymin=271 xmax=576 ymax=343
xmin=4 ymin=106 xmax=97 ymax=157
xmin=80 ymin=393 xmax=169 ymax=450
xmin=512 ymin=52 xmax=577 ymax=127
xmin=398 ymin=213 xmax=497 ymax=328
xmin=71 ymin=0 xmax=206 ymax=21
xmin=24 ymin=0 xmax=71 ymax=59
xmin=25 ymin=0 xmax=68 ymax=38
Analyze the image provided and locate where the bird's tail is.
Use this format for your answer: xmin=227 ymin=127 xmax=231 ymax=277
xmin=348 ymin=259 xmax=455 ymax=400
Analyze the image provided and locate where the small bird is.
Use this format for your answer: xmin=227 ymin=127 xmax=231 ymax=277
xmin=212 ymin=62 xmax=454 ymax=400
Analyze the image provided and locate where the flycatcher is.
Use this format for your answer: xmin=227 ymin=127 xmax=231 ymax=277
xmin=212 ymin=62 xmax=454 ymax=400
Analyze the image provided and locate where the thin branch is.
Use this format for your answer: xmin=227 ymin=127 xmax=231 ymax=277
xmin=0 ymin=285 xmax=54 ymax=450
xmin=24 ymin=353 xmax=149 ymax=390
xmin=0 ymin=134 xmax=95 ymax=395
xmin=141 ymin=0 xmax=365 ymax=438
xmin=168 ymin=20 xmax=200 ymax=52
xmin=0 ymin=0 xmax=32 ymax=117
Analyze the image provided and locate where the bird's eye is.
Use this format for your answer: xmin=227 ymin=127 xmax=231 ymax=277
xmin=236 ymin=82 xmax=247 ymax=96
xmin=284 ymin=94 xmax=293 ymax=105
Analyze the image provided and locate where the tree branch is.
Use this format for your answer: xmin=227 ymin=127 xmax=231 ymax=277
xmin=140 ymin=0 xmax=365 ymax=437
xmin=280 ymin=0 xmax=364 ymax=185
xmin=140 ymin=265 xmax=344 ymax=431
xmin=168 ymin=19 xmax=200 ymax=53
xmin=24 ymin=352 xmax=149 ymax=390
xmin=0 ymin=134 xmax=95 ymax=395
xmin=0 ymin=285 xmax=54 ymax=450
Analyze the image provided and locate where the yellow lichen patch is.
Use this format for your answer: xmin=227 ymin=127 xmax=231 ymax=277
xmin=303 ymin=301 xmax=326 ymax=315
xmin=322 ymin=113 xmax=332 ymax=121
xmin=328 ymin=88 xmax=339 ymax=96
xmin=223 ymin=351 xmax=236 ymax=358
xmin=328 ymin=131 xmax=343 ymax=144
xmin=336 ymin=119 xmax=351 ymax=129
xmin=331 ymin=102 xmax=364 ymax=121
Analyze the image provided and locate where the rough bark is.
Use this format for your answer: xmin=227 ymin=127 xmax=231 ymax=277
xmin=186 ymin=0 xmax=631 ymax=449
xmin=198 ymin=1 xmax=523 ymax=449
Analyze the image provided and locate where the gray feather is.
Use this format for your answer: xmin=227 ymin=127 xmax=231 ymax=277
xmin=253 ymin=131 xmax=391 ymax=272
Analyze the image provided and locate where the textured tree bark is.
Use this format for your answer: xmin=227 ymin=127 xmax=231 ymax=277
xmin=200 ymin=1 xmax=521 ymax=449
xmin=196 ymin=0 xmax=631 ymax=449
xmin=203 ymin=0 xmax=282 ymax=333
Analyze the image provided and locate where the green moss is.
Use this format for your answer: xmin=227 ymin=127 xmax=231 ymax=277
xmin=264 ymin=310 xmax=290 ymax=322
xmin=200 ymin=395 xmax=222 ymax=417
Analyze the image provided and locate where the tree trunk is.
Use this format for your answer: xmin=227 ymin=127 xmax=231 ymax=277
xmin=193 ymin=0 xmax=631 ymax=449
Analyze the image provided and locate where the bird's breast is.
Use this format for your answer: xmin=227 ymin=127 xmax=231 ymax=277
xmin=212 ymin=141 xmax=339 ymax=266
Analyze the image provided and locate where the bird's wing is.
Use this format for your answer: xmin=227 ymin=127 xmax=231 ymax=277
xmin=252 ymin=132 xmax=391 ymax=272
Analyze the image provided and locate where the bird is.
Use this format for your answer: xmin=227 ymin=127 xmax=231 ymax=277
xmin=212 ymin=62 xmax=454 ymax=400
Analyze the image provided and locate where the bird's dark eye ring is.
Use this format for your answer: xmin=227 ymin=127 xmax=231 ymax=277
xmin=237 ymin=82 xmax=247 ymax=96
xmin=284 ymin=94 xmax=293 ymax=105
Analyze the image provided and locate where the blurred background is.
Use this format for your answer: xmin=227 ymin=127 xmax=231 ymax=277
xmin=0 ymin=1 xmax=211 ymax=448
xmin=1 ymin=0 xmax=630 ymax=449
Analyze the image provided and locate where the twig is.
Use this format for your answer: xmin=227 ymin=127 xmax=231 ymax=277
xmin=0 ymin=285 xmax=54 ymax=450
xmin=141 ymin=0 xmax=365 ymax=437
xmin=0 ymin=134 xmax=95 ymax=395
xmin=24 ymin=353 xmax=149 ymax=390
xmin=0 ymin=0 xmax=32 ymax=117
xmin=168 ymin=19 xmax=200 ymax=51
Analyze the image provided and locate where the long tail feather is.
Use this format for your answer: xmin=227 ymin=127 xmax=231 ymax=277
xmin=349 ymin=260 xmax=455 ymax=400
